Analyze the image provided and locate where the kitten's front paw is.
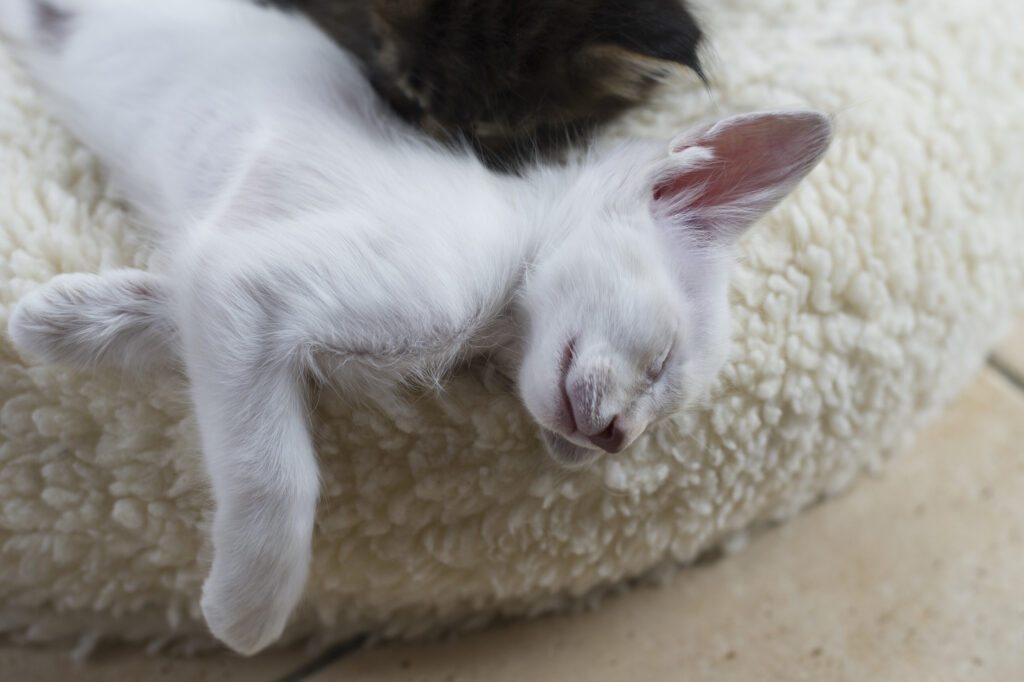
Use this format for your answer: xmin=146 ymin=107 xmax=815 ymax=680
xmin=201 ymin=595 xmax=285 ymax=655
xmin=200 ymin=557 xmax=306 ymax=655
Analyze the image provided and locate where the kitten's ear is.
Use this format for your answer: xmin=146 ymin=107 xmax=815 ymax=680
xmin=591 ymin=0 xmax=705 ymax=80
xmin=574 ymin=45 xmax=676 ymax=102
xmin=653 ymin=111 xmax=833 ymax=245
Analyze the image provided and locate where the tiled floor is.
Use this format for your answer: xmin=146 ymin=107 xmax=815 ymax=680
xmin=5 ymin=318 xmax=1024 ymax=682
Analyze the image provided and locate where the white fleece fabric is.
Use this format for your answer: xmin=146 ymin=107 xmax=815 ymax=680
xmin=0 ymin=0 xmax=1022 ymax=654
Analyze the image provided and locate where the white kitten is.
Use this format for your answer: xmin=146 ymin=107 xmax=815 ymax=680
xmin=0 ymin=0 xmax=832 ymax=654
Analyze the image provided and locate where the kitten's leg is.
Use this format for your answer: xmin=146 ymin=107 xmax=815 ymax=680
xmin=8 ymin=270 xmax=178 ymax=370
xmin=187 ymin=345 xmax=319 ymax=655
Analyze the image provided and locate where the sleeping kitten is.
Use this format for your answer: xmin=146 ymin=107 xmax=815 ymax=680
xmin=0 ymin=0 xmax=831 ymax=655
xmin=263 ymin=0 xmax=706 ymax=169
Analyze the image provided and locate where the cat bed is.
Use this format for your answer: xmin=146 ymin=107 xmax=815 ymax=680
xmin=0 ymin=0 xmax=1022 ymax=654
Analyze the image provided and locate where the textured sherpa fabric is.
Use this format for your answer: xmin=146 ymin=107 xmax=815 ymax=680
xmin=1 ymin=0 xmax=1023 ymax=655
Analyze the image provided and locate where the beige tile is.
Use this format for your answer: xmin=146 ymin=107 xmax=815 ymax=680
xmin=993 ymin=313 xmax=1024 ymax=379
xmin=0 ymin=644 xmax=311 ymax=682
xmin=309 ymin=369 xmax=1024 ymax=682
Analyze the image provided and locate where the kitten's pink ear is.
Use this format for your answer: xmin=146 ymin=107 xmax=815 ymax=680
xmin=653 ymin=111 xmax=833 ymax=244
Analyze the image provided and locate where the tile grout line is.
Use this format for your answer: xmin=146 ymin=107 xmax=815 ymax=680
xmin=272 ymin=635 xmax=368 ymax=682
xmin=987 ymin=355 xmax=1024 ymax=394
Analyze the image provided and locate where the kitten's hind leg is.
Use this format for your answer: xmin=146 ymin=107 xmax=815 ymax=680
xmin=187 ymin=344 xmax=320 ymax=655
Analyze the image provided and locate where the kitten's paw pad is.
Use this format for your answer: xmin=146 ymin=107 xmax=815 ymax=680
xmin=200 ymin=578 xmax=294 ymax=656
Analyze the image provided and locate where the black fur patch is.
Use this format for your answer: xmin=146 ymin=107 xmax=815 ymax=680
xmin=265 ymin=0 xmax=705 ymax=171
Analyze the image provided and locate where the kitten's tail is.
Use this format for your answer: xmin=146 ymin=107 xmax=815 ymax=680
xmin=8 ymin=270 xmax=180 ymax=372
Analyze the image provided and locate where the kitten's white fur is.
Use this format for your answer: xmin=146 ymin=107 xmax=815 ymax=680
xmin=0 ymin=0 xmax=832 ymax=654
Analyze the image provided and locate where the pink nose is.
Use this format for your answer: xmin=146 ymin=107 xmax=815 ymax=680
xmin=587 ymin=419 xmax=626 ymax=453
xmin=564 ymin=374 xmax=626 ymax=453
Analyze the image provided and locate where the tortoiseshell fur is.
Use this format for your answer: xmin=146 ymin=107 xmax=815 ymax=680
xmin=267 ymin=0 xmax=705 ymax=169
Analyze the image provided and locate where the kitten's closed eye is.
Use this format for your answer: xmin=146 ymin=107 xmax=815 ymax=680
xmin=647 ymin=341 xmax=675 ymax=382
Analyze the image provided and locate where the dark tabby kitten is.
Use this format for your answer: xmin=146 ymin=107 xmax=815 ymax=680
xmin=265 ymin=0 xmax=705 ymax=169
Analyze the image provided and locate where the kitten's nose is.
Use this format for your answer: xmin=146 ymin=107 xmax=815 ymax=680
xmin=587 ymin=419 xmax=626 ymax=453
xmin=565 ymin=373 xmax=626 ymax=452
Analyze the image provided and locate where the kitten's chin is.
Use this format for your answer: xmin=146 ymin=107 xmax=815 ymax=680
xmin=540 ymin=429 xmax=602 ymax=469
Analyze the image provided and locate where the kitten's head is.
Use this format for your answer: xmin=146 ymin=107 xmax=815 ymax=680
xmin=358 ymin=0 xmax=705 ymax=169
xmin=518 ymin=111 xmax=833 ymax=466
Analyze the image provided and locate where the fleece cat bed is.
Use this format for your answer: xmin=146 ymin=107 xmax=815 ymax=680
xmin=0 ymin=0 xmax=1022 ymax=653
